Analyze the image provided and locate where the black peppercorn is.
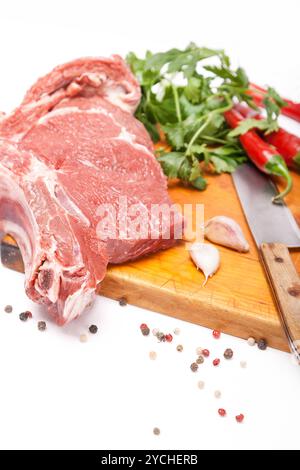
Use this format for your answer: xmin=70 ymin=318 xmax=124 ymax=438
xmin=224 ymin=348 xmax=233 ymax=360
xmin=19 ymin=311 xmax=31 ymax=321
xmin=89 ymin=324 xmax=98 ymax=334
xmin=119 ymin=297 xmax=127 ymax=306
xmin=190 ymin=362 xmax=198 ymax=372
xmin=141 ymin=327 xmax=150 ymax=336
xmin=257 ymin=339 xmax=267 ymax=350
xmin=4 ymin=305 xmax=13 ymax=313
xmin=156 ymin=332 xmax=165 ymax=342
xmin=38 ymin=321 xmax=47 ymax=331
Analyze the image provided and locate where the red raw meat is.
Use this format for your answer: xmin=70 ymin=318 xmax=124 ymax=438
xmin=0 ymin=56 xmax=182 ymax=324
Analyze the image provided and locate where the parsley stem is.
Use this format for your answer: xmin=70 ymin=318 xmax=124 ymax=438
xmin=201 ymin=135 xmax=228 ymax=144
xmin=172 ymin=85 xmax=182 ymax=123
xmin=185 ymin=116 xmax=212 ymax=156
xmin=185 ymin=94 xmax=232 ymax=156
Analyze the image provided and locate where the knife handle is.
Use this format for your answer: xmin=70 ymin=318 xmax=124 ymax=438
xmin=260 ymin=243 xmax=300 ymax=361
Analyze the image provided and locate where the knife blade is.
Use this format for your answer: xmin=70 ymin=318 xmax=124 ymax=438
xmin=233 ymin=163 xmax=300 ymax=361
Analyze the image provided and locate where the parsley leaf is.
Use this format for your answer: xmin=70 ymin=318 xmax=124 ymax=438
xmin=228 ymin=118 xmax=278 ymax=137
xmin=157 ymin=151 xmax=207 ymax=190
xmin=262 ymin=86 xmax=288 ymax=130
xmin=157 ymin=152 xmax=186 ymax=179
xmin=267 ymin=87 xmax=287 ymax=108
xmin=184 ymin=77 xmax=202 ymax=103
xmin=162 ymin=123 xmax=185 ymax=149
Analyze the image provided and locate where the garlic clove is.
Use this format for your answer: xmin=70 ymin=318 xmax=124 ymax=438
xmin=189 ymin=242 xmax=220 ymax=286
xmin=204 ymin=216 xmax=249 ymax=253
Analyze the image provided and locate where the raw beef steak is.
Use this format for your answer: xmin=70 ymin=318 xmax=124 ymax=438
xmin=0 ymin=56 xmax=182 ymax=324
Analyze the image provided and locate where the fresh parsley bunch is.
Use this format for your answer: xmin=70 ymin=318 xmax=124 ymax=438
xmin=126 ymin=44 xmax=281 ymax=190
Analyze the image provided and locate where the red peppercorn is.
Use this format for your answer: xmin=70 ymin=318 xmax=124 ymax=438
xmin=202 ymin=349 xmax=210 ymax=357
xmin=140 ymin=323 xmax=148 ymax=330
xmin=218 ymin=408 xmax=226 ymax=417
xmin=213 ymin=330 xmax=221 ymax=339
xmin=213 ymin=358 xmax=220 ymax=367
xmin=236 ymin=414 xmax=244 ymax=423
xmin=165 ymin=334 xmax=173 ymax=343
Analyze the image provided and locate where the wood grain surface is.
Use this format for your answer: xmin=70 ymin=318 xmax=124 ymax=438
xmin=260 ymin=242 xmax=300 ymax=352
xmin=2 ymin=171 xmax=300 ymax=351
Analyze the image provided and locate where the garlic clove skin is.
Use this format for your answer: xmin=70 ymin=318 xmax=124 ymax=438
xmin=189 ymin=242 xmax=220 ymax=286
xmin=204 ymin=216 xmax=249 ymax=253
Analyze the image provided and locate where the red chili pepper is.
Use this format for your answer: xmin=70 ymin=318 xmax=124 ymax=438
xmin=234 ymin=103 xmax=260 ymax=119
xmin=235 ymin=103 xmax=300 ymax=171
xmin=248 ymin=83 xmax=300 ymax=123
xmin=224 ymin=108 xmax=293 ymax=203
xmin=265 ymin=130 xmax=300 ymax=171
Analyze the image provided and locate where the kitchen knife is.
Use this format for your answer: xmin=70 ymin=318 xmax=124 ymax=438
xmin=232 ymin=163 xmax=300 ymax=361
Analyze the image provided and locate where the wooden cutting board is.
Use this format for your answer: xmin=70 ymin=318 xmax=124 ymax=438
xmin=2 ymin=171 xmax=300 ymax=351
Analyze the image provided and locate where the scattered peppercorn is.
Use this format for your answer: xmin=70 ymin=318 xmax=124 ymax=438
xmin=80 ymin=334 xmax=88 ymax=343
xmin=213 ymin=330 xmax=221 ymax=339
xmin=165 ymin=334 xmax=173 ymax=343
xmin=157 ymin=332 xmax=165 ymax=342
xmin=224 ymin=348 xmax=233 ymax=360
xmin=218 ymin=408 xmax=226 ymax=417
xmin=240 ymin=360 xmax=247 ymax=369
xmin=197 ymin=380 xmax=205 ymax=390
xmin=153 ymin=427 xmax=160 ymax=436
xmin=38 ymin=321 xmax=46 ymax=331
xmin=176 ymin=344 xmax=183 ymax=352
xmin=152 ymin=328 xmax=159 ymax=336
xmin=149 ymin=351 xmax=157 ymax=360
xmin=236 ymin=414 xmax=244 ymax=423
xmin=190 ymin=362 xmax=198 ymax=372
xmin=196 ymin=355 xmax=204 ymax=365
xmin=202 ymin=349 xmax=210 ymax=357
xmin=214 ymin=390 xmax=222 ymax=399
xmin=257 ymin=338 xmax=267 ymax=350
xmin=247 ymin=337 xmax=256 ymax=347
xmin=4 ymin=305 xmax=13 ymax=313
xmin=140 ymin=323 xmax=150 ymax=336
xmin=118 ymin=297 xmax=127 ymax=306
xmin=89 ymin=324 xmax=98 ymax=334
xmin=19 ymin=311 xmax=31 ymax=321
xmin=173 ymin=328 xmax=180 ymax=335
xmin=196 ymin=347 xmax=203 ymax=355
xmin=213 ymin=358 xmax=220 ymax=367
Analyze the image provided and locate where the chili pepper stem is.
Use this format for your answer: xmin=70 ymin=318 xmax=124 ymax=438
xmin=272 ymin=168 xmax=293 ymax=204
xmin=294 ymin=153 xmax=300 ymax=170
xmin=266 ymin=158 xmax=293 ymax=204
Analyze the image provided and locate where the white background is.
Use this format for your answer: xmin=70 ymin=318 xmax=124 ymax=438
xmin=0 ymin=0 xmax=300 ymax=450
